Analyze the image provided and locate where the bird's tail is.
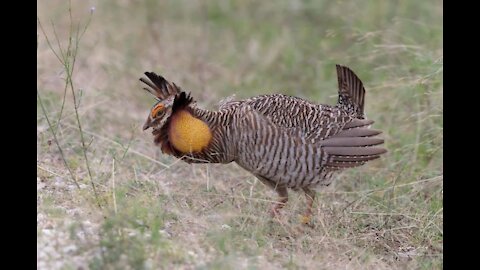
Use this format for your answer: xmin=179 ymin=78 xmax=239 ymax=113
xmin=320 ymin=118 xmax=387 ymax=168
xmin=336 ymin=65 xmax=366 ymax=119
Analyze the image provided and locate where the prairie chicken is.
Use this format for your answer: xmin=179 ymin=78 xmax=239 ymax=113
xmin=140 ymin=65 xmax=386 ymax=223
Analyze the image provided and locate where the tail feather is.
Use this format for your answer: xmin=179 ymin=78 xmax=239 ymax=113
xmin=336 ymin=65 xmax=366 ymax=118
xmin=343 ymin=118 xmax=374 ymax=129
xmin=322 ymin=117 xmax=386 ymax=168
xmin=323 ymin=146 xmax=386 ymax=156
xmin=320 ymin=137 xmax=383 ymax=147
xmin=326 ymin=155 xmax=381 ymax=169
xmin=331 ymin=155 xmax=381 ymax=162
xmin=320 ymin=65 xmax=385 ymax=169
xmin=324 ymin=145 xmax=385 ymax=168
xmin=334 ymin=128 xmax=382 ymax=137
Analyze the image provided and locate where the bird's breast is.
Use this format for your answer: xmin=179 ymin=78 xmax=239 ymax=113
xmin=168 ymin=110 xmax=212 ymax=153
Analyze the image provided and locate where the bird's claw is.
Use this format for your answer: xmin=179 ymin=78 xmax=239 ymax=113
xmin=300 ymin=214 xmax=312 ymax=225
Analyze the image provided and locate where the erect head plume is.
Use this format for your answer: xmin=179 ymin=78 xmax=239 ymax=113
xmin=139 ymin=72 xmax=183 ymax=131
xmin=139 ymin=72 xmax=182 ymax=100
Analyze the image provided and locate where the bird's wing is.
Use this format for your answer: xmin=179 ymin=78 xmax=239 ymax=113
xmin=235 ymin=103 xmax=386 ymax=169
xmin=243 ymin=94 xmax=353 ymax=140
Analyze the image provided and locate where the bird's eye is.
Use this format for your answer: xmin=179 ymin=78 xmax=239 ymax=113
xmin=151 ymin=103 xmax=165 ymax=118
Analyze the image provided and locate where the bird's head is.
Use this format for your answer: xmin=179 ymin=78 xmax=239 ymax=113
xmin=142 ymin=95 xmax=176 ymax=132
xmin=139 ymin=72 xmax=181 ymax=133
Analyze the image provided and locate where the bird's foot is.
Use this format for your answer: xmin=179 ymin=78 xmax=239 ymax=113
xmin=299 ymin=214 xmax=314 ymax=227
xmin=300 ymin=214 xmax=311 ymax=224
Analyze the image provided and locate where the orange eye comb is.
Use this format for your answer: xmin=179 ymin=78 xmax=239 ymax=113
xmin=151 ymin=104 xmax=164 ymax=118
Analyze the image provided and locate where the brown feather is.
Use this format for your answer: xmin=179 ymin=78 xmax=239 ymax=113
xmin=323 ymin=146 xmax=387 ymax=156
xmin=334 ymin=128 xmax=382 ymax=137
xmin=343 ymin=119 xmax=374 ymax=129
xmin=140 ymin=72 xmax=182 ymax=100
xmin=336 ymin=64 xmax=366 ymax=118
xmin=321 ymin=137 xmax=384 ymax=147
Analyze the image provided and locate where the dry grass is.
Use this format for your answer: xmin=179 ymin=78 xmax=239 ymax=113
xmin=37 ymin=0 xmax=442 ymax=269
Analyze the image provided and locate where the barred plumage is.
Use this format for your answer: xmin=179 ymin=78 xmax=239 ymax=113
xmin=140 ymin=65 xmax=386 ymax=223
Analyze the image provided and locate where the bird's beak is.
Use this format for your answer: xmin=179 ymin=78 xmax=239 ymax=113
xmin=143 ymin=118 xmax=152 ymax=131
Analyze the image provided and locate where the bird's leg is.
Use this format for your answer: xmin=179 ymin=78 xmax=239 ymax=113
xmin=270 ymin=186 xmax=288 ymax=218
xmin=301 ymin=187 xmax=316 ymax=224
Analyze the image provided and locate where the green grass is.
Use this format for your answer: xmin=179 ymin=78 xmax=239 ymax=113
xmin=37 ymin=0 xmax=442 ymax=269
